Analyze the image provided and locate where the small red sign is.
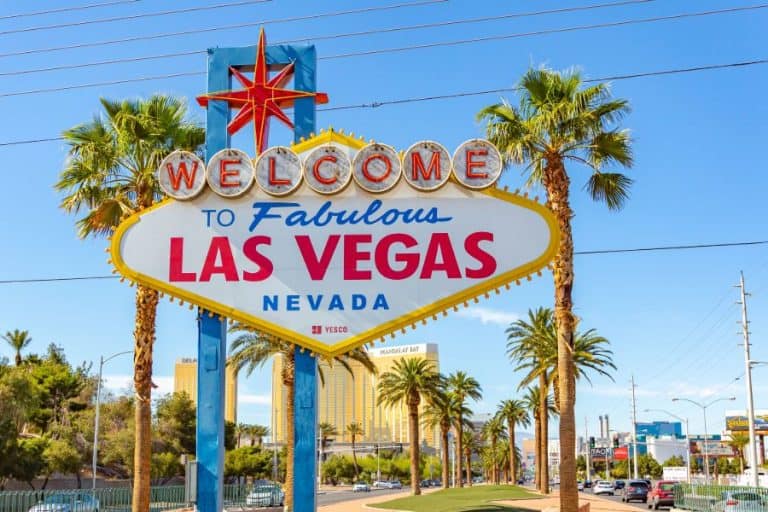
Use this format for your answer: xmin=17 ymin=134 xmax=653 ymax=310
xmin=613 ymin=446 xmax=628 ymax=460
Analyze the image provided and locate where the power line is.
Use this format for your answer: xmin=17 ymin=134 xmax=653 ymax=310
xmin=0 ymin=4 xmax=764 ymax=99
xmin=0 ymin=0 xmax=271 ymax=37
xmin=1 ymin=239 xmax=766 ymax=285
xmin=1 ymin=57 xmax=766 ymax=147
xmin=0 ymin=0 xmax=656 ymax=78
xmin=0 ymin=0 xmax=447 ymax=60
xmin=0 ymin=0 xmax=141 ymax=21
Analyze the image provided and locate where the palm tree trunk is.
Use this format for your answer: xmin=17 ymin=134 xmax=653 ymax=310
xmin=456 ymin=414 xmax=464 ymax=488
xmin=465 ymin=448 xmax=472 ymax=487
xmin=408 ymin=395 xmax=421 ymax=496
xmin=282 ymin=352 xmax=296 ymax=512
xmin=546 ymin=157 xmax=578 ymax=512
xmin=441 ymin=426 xmax=450 ymax=489
xmin=351 ymin=435 xmax=359 ymax=479
xmin=14 ymin=351 xmax=21 ymax=366
xmin=533 ymin=411 xmax=540 ymax=490
xmin=491 ymin=438 xmax=498 ymax=484
xmin=509 ymin=422 xmax=516 ymax=483
xmin=131 ymin=285 xmax=158 ymax=512
xmin=539 ymin=373 xmax=549 ymax=495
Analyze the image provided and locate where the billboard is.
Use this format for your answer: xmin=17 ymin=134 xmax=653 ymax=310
xmin=726 ymin=414 xmax=768 ymax=434
xmin=111 ymin=130 xmax=559 ymax=357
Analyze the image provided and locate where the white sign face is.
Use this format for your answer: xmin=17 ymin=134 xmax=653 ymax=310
xmin=113 ymin=131 xmax=558 ymax=357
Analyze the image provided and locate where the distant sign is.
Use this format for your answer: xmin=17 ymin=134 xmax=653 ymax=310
xmin=663 ymin=466 xmax=688 ymax=482
xmin=591 ymin=447 xmax=612 ymax=459
xmin=690 ymin=440 xmax=734 ymax=457
xmin=613 ymin=446 xmax=628 ymax=460
xmin=726 ymin=414 xmax=768 ymax=434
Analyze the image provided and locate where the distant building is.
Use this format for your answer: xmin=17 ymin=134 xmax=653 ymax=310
xmin=647 ymin=436 xmax=689 ymax=464
xmin=174 ymin=358 xmax=238 ymax=423
xmin=635 ymin=421 xmax=683 ymax=455
xmin=521 ymin=438 xmax=536 ymax=473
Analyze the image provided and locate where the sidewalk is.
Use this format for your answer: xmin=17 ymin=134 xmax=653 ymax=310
xmin=495 ymin=491 xmax=644 ymax=511
xmin=318 ymin=488 xmax=439 ymax=512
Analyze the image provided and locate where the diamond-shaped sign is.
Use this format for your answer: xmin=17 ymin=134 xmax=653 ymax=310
xmin=111 ymin=131 xmax=559 ymax=357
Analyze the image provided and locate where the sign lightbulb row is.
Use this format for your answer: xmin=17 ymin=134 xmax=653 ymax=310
xmin=158 ymin=139 xmax=503 ymax=200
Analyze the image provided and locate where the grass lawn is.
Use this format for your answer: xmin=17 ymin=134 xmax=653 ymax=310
xmin=369 ymin=485 xmax=539 ymax=512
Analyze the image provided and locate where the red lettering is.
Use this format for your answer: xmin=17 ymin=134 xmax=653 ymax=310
xmin=464 ymin=232 xmax=497 ymax=278
xmin=362 ymin=154 xmax=392 ymax=183
xmin=411 ymin=151 xmax=442 ymax=180
xmin=374 ymin=233 xmax=419 ymax=280
xmin=343 ymin=234 xmax=372 ymax=280
xmin=242 ymin=236 xmax=273 ymax=281
xmin=169 ymin=237 xmax=196 ymax=282
xmin=219 ymin=159 xmax=241 ymax=188
xmin=268 ymin=157 xmax=291 ymax=185
xmin=465 ymin=149 xmax=488 ymax=179
xmin=199 ymin=237 xmax=239 ymax=282
xmin=166 ymin=161 xmax=199 ymax=191
xmin=420 ymin=233 xmax=461 ymax=279
xmin=312 ymin=155 xmax=338 ymax=185
xmin=296 ymin=235 xmax=341 ymax=280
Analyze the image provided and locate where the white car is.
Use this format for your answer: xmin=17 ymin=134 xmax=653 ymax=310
xmin=352 ymin=481 xmax=371 ymax=492
xmin=593 ymin=480 xmax=615 ymax=496
xmin=28 ymin=494 xmax=99 ymax=512
xmin=245 ymin=484 xmax=284 ymax=507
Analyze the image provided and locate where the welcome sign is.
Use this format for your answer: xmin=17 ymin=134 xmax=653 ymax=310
xmin=111 ymin=129 xmax=558 ymax=357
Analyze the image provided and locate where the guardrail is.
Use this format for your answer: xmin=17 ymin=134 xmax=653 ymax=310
xmin=674 ymin=483 xmax=768 ymax=511
xmin=0 ymin=484 xmax=283 ymax=512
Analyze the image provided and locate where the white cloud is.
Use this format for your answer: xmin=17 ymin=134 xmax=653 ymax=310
xmin=239 ymin=393 xmax=271 ymax=406
xmin=102 ymin=374 xmax=174 ymax=396
xmin=456 ymin=307 xmax=518 ymax=327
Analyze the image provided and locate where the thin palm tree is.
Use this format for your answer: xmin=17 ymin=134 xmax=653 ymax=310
xmin=462 ymin=430 xmax=480 ymax=485
xmin=482 ymin=416 xmax=507 ymax=485
xmin=249 ymin=425 xmax=269 ymax=447
xmin=346 ymin=422 xmax=364 ymax=479
xmin=479 ymin=67 xmax=633 ymax=512
xmin=523 ymin=386 xmax=556 ymax=491
xmin=56 ymin=96 xmax=204 ymax=512
xmin=422 ymin=389 xmax=470 ymax=489
xmin=728 ymin=432 xmax=750 ymax=474
xmin=377 ymin=357 xmax=443 ymax=495
xmin=497 ymin=399 xmax=530 ymax=483
xmin=446 ymin=371 xmax=482 ymax=487
xmin=2 ymin=330 xmax=32 ymax=366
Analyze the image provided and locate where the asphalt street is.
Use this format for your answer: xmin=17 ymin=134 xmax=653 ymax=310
xmin=589 ymin=491 xmax=673 ymax=511
xmin=317 ymin=487 xmax=410 ymax=506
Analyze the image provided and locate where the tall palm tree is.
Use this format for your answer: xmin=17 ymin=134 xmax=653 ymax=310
xmin=2 ymin=330 xmax=32 ymax=366
xmin=480 ymin=68 xmax=633 ymax=512
xmin=497 ymin=399 xmax=530 ymax=483
xmin=523 ymin=386 xmax=556 ymax=491
xmin=56 ymin=96 xmax=204 ymax=512
xmin=377 ymin=357 xmax=443 ymax=495
xmin=422 ymin=389 xmax=470 ymax=489
xmin=462 ymin=430 xmax=480 ymax=486
xmin=482 ymin=416 xmax=507 ymax=485
xmin=446 ymin=371 xmax=482 ymax=487
xmin=728 ymin=433 xmax=750 ymax=474
xmin=346 ymin=422 xmax=364 ymax=479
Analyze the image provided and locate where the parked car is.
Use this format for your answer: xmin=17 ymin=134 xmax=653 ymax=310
xmin=245 ymin=483 xmax=284 ymax=507
xmin=593 ymin=480 xmax=615 ymax=496
xmin=388 ymin=480 xmax=403 ymax=489
xmin=614 ymin=480 xmax=626 ymax=490
xmin=621 ymin=480 xmax=650 ymax=504
xmin=419 ymin=480 xmax=431 ymax=488
xmin=352 ymin=481 xmax=371 ymax=492
xmin=372 ymin=480 xmax=388 ymax=488
xmin=29 ymin=493 xmax=99 ymax=512
xmin=647 ymin=480 xmax=677 ymax=510
xmin=712 ymin=490 xmax=768 ymax=512
xmin=577 ymin=481 xmax=585 ymax=491
xmin=584 ymin=480 xmax=593 ymax=489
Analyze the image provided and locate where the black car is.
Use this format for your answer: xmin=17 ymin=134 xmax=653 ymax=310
xmin=614 ymin=480 xmax=626 ymax=490
xmin=621 ymin=480 xmax=649 ymax=503
xmin=584 ymin=480 xmax=593 ymax=489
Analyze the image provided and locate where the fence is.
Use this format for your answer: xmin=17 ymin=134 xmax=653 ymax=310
xmin=674 ymin=483 xmax=768 ymax=511
xmin=0 ymin=484 xmax=283 ymax=512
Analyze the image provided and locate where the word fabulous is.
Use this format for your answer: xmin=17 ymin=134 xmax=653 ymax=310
xmin=157 ymin=139 xmax=503 ymax=200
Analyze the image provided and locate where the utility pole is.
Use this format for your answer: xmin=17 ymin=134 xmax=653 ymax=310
xmin=631 ymin=376 xmax=639 ymax=480
xmin=585 ymin=417 xmax=591 ymax=483
xmin=738 ymin=271 xmax=760 ymax=487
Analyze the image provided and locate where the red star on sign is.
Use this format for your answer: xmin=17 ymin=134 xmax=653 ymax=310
xmin=196 ymin=28 xmax=329 ymax=154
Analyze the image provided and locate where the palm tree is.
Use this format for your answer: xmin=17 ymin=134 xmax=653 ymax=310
xmin=728 ymin=433 xmax=750 ymax=474
xmin=497 ymin=399 xmax=530 ymax=483
xmin=377 ymin=357 xmax=443 ymax=495
xmin=523 ymin=386 xmax=556 ymax=491
xmin=446 ymin=371 xmax=482 ymax=487
xmin=423 ymin=389 xmax=470 ymax=489
xmin=462 ymin=430 xmax=480 ymax=485
xmin=2 ymin=330 xmax=32 ymax=366
xmin=479 ymin=67 xmax=633 ymax=512
xmin=346 ymin=422 xmax=364 ymax=479
xmin=249 ymin=425 xmax=269 ymax=447
xmin=56 ymin=96 xmax=204 ymax=512
xmin=482 ymin=416 xmax=507 ymax=484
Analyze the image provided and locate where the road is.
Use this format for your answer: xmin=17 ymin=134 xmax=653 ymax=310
xmin=589 ymin=491 xmax=673 ymax=511
xmin=317 ymin=487 xmax=410 ymax=507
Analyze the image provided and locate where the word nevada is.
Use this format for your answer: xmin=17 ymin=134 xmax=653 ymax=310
xmin=158 ymin=138 xmax=503 ymax=199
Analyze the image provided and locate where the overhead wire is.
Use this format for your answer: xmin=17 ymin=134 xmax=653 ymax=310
xmin=0 ymin=0 xmax=657 ymax=77
xmin=0 ymin=0 xmax=141 ymax=21
xmin=0 ymin=0 xmax=272 ymax=37
xmin=0 ymin=4 xmax=764 ymax=99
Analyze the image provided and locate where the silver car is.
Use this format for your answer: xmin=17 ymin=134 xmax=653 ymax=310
xmin=28 ymin=494 xmax=99 ymax=512
xmin=593 ymin=480 xmax=615 ymax=496
xmin=245 ymin=484 xmax=284 ymax=507
xmin=713 ymin=491 xmax=768 ymax=512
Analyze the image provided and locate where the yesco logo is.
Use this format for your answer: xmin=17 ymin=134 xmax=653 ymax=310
xmin=157 ymin=138 xmax=503 ymax=200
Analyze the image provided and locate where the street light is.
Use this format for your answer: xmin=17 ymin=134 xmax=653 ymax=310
xmin=671 ymin=396 xmax=736 ymax=483
xmin=644 ymin=408 xmax=691 ymax=483
xmin=92 ymin=350 xmax=133 ymax=491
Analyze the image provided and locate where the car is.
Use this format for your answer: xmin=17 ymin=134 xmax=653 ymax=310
xmin=245 ymin=483 xmax=284 ymax=507
xmin=713 ymin=490 xmax=768 ymax=512
xmin=647 ymin=480 xmax=677 ymax=510
xmin=389 ymin=480 xmax=403 ymax=489
xmin=584 ymin=480 xmax=593 ymax=489
xmin=372 ymin=480 xmax=388 ymax=488
xmin=577 ymin=481 xmax=585 ymax=491
xmin=352 ymin=481 xmax=371 ymax=492
xmin=621 ymin=480 xmax=650 ymax=504
xmin=419 ymin=480 xmax=431 ymax=488
xmin=593 ymin=480 xmax=614 ymax=496
xmin=29 ymin=493 xmax=99 ymax=512
xmin=614 ymin=480 xmax=626 ymax=490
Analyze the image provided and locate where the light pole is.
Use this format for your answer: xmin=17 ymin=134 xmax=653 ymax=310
xmin=644 ymin=408 xmax=691 ymax=483
xmin=672 ymin=396 xmax=735 ymax=483
xmin=92 ymin=350 xmax=132 ymax=492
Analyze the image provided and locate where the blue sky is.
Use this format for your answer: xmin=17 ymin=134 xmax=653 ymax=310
xmin=0 ymin=0 xmax=766 ymax=440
